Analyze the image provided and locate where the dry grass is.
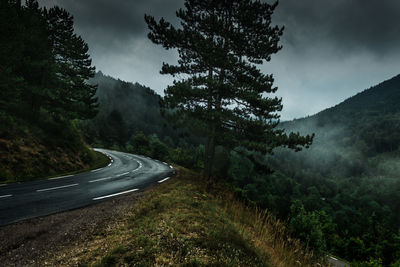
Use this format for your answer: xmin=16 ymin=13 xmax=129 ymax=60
xmin=220 ymin=190 xmax=322 ymax=266
xmin=63 ymin=166 xmax=324 ymax=267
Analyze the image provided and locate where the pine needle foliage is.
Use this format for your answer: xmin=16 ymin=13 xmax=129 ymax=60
xmin=145 ymin=0 xmax=313 ymax=179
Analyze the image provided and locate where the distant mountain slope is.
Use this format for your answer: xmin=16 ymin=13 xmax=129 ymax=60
xmin=322 ymin=74 xmax=400 ymax=118
xmin=79 ymin=72 xmax=197 ymax=149
xmin=277 ymin=73 xmax=400 ymax=179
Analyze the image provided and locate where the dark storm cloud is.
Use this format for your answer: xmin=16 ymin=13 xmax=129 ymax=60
xmin=41 ymin=0 xmax=400 ymax=55
xmin=39 ymin=0 xmax=400 ymax=120
xmin=41 ymin=0 xmax=183 ymax=44
xmin=275 ymin=0 xmax=400 ymax=56
xmin=39 ymin=0 xmax=184 ymax=94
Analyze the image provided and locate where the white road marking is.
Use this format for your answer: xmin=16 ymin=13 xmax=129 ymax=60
xmin=0 ymin=194 xmax=12 ymax=199
xmin=90 ymin=160 xmax=142 ymax=183
xmin=93 ymin=188 xmax=139 ymax=201
xmin=107 ymin=163 xmax=112 ymax=167
xmin=37 ymin=183 xmax=79 ymax=192
xmin=131 ymin=160 xmax=143 ymax=173
xmin=91 ymin=167 xmax=104 ymax=173
xmin=169 ymin=165 xmax=173 ymax=169
xmin=48 ymin=174 xmax=73 ymax=180
xmin=162 ymin=162 xmax=168 ymax=165
xmin=158 ymin=177 xmax=170 ymax=183
xmin=116 ymin=172 xmax=130 ymax=177
xmin=89 ymin=177 xmax=113 ymax=183
xmin=330 ymin=257 xmax=338 ymax=261
xmin=0 ymin=184 xmax=7 ymax=187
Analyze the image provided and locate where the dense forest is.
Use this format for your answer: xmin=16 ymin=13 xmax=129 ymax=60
xmin=80 ymin=72 xmax=400 ymax=265
xmin=231 ymin=75 xmax=400 ymax=265
xmin=0 ymin=0 xmax=102 ymax=180
xmin=78 ymin=72 xmax=204 ymax=170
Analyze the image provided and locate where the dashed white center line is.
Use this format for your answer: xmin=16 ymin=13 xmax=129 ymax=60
xmin=37 ymin=183 xmax=79 ymax=192
xmin=0 ymin=194 xmax=12 ymax=199
xmin=89 ymin=177 xmax=113 ymax=183
xmin=169 ymin=165 xmax=173 ymax=169
xmin=158 ymin=177 xmax=170 ymax=183
xmin=90 ymin=160 xmax=142 ymax=183
xmin=90 ymin=167 xmax=104 ymax=173
xmin=48 ymin=174 xmax=73 ymax=180
xmin=118 ymin=172 xmax=130 ymax=176
xmin=131 ymin=160 xmax=143 ymax=173
xmin=93 ymin=188 xmax=139 ymax=201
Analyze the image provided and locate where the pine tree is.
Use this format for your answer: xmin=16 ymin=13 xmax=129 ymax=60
xmin=0 ymin=0 xmax=24 ymax=113
xmin=145 ymin=0 xmax=313 ymax=179
xmin=45 ymin=6 xmax=98 ymax=120
xmin=1 ymin=0 xmax=97 ymax=121
xmin=4 ymin=0 xmax=54 ymax=119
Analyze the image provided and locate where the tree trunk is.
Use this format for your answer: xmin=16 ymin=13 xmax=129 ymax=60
xmin=203 ymin=64 xmax=215 ymax=180
xmin=203 ymin=124 xmax=216 ymax=180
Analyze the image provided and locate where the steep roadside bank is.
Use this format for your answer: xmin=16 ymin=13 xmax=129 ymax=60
xmin=0 ymin=113 xmax=109 ymax=183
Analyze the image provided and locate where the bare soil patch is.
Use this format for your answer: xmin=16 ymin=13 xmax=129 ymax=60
xmin=0 ymin=189 xmax=147 ymax=266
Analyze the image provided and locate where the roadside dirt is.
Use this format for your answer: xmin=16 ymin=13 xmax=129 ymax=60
xmin=0 ymin=189 xmax=149 ymax=266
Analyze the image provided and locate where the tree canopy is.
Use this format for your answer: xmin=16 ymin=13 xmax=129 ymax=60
xmin=145 ymin=0 xmax=313 ymax=178
xmin=0 ymin=0 xmax=97 ymax=121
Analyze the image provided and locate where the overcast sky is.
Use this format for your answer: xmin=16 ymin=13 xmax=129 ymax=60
xmin=39 ymin=0 xmax=400 ymax=120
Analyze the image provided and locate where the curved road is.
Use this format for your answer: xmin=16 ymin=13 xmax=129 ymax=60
xmin=0 ymin=149 xmax=174 ymax=226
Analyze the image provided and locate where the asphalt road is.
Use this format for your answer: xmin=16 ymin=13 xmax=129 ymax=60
xmin=328 ymin=255 xmax=349 ymax=267
xmin=0 ymin=149 xmax=174 ymax=226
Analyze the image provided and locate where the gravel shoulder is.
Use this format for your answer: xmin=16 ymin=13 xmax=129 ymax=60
xmin=0 ymin=187 xmax=149 ymax=266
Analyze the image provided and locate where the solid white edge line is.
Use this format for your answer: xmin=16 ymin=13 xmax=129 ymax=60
xmin=48 ymin=174 xmax=73 ymax=180
xmin=158 ymin=177 xmax=170 ymax=183
xmin=37 ymin=183 xmax=79 ymax=192
xmin=0 ymin=184 xmax=7 ymax=187
xmin=0 ymin=194 xmax=12 ymax=199
xmin=93 ymin=188 xmax=139 ymax=201
xmin=330 ymin=256 xmax=338 ymax=261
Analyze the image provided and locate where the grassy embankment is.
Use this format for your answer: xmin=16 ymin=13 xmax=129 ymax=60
xmin=0 ymin=111 xmax=109 ymax=183
xmin=70 ymin=167 xmax=321 ymax=267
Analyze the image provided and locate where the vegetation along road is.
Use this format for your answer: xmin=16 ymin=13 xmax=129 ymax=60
xmin=0 ymin=149 xmax=174 ymax=226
